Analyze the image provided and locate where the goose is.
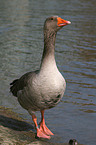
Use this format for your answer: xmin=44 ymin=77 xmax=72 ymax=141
xmin=10 ymin=16 xmax=71 ymax=139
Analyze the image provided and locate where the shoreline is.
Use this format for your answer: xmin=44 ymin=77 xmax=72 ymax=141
xmin=0 ymin=106 xmax=67 ymax=145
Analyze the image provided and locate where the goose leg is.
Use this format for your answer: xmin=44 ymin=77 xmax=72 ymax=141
xmin=39 ymin=110 xmax=54 ymax=136
xmin=32 ymin=114 xmax=50 ymax=139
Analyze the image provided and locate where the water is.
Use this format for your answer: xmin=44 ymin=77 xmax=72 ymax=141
xmin=0 ymin=0 xmax=96 ymax=144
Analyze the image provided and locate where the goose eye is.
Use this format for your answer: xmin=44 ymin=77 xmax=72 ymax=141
xmin=51 ymin=17 xmax=54 ymax=20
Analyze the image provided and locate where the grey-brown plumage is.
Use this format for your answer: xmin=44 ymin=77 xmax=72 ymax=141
xmin=10 ymin=16 xmax=71 ymax=139
xmin=10 ymin=71 xmax=37 ymax=97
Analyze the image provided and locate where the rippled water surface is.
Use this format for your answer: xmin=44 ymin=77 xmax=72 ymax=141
xmin=0 ymin=0 xmax=96 ymax=145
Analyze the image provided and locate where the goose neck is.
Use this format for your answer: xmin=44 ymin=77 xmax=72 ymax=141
xmin=41 ymin=31 xmax=57 ymax=68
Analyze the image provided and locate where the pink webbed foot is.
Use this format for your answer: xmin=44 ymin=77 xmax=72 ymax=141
xmin=37 ymin=128 xmax=51 ymax=139
xmin=39 ymin=121 xmax=54 ymax=136
xmin=32 ymin=111 xmax=54 ymax=139
xmin=39 ymin=110 xmax=54 ymax=136
xmin=32 ymin=114 xmax=50 ymax=139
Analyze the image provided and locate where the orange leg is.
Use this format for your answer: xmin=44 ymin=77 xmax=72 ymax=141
xmin=32 ymin=114 xmax=50 ymax=139
xmin=39 ymin=110 xmax=54 ymax=136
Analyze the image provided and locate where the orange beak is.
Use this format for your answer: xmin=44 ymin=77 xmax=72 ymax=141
xmin=57 ymin=17 xmax=71 ymax=27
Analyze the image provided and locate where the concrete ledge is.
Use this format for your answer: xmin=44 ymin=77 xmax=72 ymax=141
xmin=0 ymin=106 xmax=67 ymax=145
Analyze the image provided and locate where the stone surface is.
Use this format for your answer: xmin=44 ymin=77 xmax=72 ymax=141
xmin=0 ymin=106 xmax=67 ymax=145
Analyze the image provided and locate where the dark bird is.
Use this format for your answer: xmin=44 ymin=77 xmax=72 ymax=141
xmin=10 ymin=16 xmax=71 ymax=139
xmin=69 ymin=139 xmax=78 ymax=145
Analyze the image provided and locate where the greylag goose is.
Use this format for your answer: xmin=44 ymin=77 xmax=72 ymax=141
xmin=10 ymin=16 xmax=71 ymax=139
